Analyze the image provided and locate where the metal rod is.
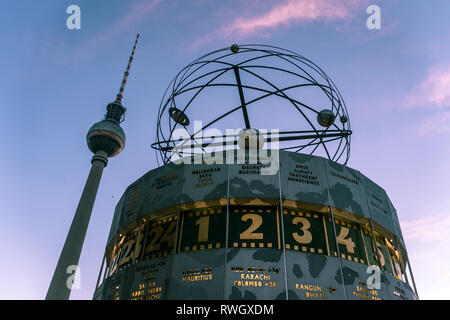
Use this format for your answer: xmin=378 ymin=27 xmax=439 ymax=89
xmin=405 ymin=255 xmax=419 ymax=299
xmin=321 ymin=159 xmax=348 ymax=299
xmin=277 ymin=171 xmax=289 ymax=300
xmin=223 ymin=165 xmax=231 ymax=300
xmin=95 ymin=252 xmax=106 ymax=290
xmin=157 ymin=131 xmax=350 ymax=152
xmin=327 ymin=206 xmax=349 ymax=299
xmin=233 ymin=66 xmax=251 ymax=129
xmin=368 ymin=219 xmax=392 ymax=295
xmin=396 ymin=237 xmax=419 ymax=299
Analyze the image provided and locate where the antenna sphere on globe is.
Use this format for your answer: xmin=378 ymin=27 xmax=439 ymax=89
xmin=317 ymin=109 xmax=335 ymax=128
xmin=230 ymin=44 xmax=240 ymax=53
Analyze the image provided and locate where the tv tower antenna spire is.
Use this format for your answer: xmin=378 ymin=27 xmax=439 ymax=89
xmin=116 ymin=33 xmax=139 ymax=103
xmin=46 ymin=34 xmax=140 ymax=300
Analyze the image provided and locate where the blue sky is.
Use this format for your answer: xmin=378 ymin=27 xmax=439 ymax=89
xmin=1 ymin=0 xmax=450 ymax=299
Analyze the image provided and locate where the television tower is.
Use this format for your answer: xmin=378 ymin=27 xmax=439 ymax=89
xmin=46 ymin=34 xmax=140 ymax=300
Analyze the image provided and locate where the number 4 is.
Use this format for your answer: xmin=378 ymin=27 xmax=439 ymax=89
xmin=337 ymin=226 xmax=355 ymax=254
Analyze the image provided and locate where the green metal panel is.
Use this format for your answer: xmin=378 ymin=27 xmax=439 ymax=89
xmin=285 ymin=252 xmax=346 ymax=300
xmin=138 ymin=163 xmax=183 ymax=217
xmin=339 ymin=260 xmax=391 ymax=300
xmin=386 ymin=196 xmax=406 ymax=250
xmin=107 ymin=193 xmax=125 ymax=243
xmin=127 ymin=257 xmax=173 ymax=300
xmin=359 ymin=173 xmax=396 ymax=235
xmin=120 ymin=179 xmax=145 ymax=229
xmin=322 ymin=158 xmax=371 ymax=219
xmin=224 ymin=248 xmax=286 ymax=299
xmin=279 ymin=152 xmax=330 ymax=206
xmin=181 ymin=164 xmax=228 ymax=203
xmin=167 ymin=250 xmax=226 ymax=299
xmin=385 ymin=272 xmax=417 ymax=300
xmin=102 ymin=272 xmax=124 ymax=300
xmin=228 ymin=156 xmax=280 ymax=199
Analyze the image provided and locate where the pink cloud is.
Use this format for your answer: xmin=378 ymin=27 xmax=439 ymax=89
xmin=112 ymin=0 xmax=161 ymax=33
xmin=401 ymin=213 xmax=450 ymax=242
xmin=406 ymin=63 xmax=450 ymax=108
xmin=73 ymin=0 xmax=161 ymax=61
xmin=418 ymin=111 xmax=450 ymax=137
xmin=192 ymin=0 xmax=367 ymax=49
xmin=404 ymin=63 xmax=450 ymax=136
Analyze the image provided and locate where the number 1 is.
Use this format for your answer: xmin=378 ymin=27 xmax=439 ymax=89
xmin=195 ymin=216 xmax=209 ymax=242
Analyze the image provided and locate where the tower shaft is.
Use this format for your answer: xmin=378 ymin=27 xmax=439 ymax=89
xmin=46 ymin=151 xmax=108 ymax=300
xmin=45 ymin=34 xmax=139 ymax=299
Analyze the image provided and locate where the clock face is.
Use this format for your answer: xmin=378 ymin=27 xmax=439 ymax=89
xmin=102 ymin=198 xmax=414 ymax=300
xmin=108 ymin=202 xmax=403 ymax=277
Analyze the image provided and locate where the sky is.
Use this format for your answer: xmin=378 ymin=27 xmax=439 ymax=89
xmin=1 ymin=0 xmax=450 ymax=300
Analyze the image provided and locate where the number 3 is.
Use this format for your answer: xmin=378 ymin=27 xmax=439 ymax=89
xmin=292 ymin=217 xmax=312 ymax=244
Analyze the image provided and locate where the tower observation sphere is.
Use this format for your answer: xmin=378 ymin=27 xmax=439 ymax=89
xmin=87 ymin=101 xmax=127 ymax=158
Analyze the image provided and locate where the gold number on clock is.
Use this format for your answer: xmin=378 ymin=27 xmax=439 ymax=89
xmin=132 ymin=230 xmax=145 ymax=260
xmin=160 ymin=221 xmax=176 ymax=247
xmin=240 ymin=214 xmax=263 ymax=240
xmin=118 ymin=240 xmax=133 ymax=266
xmin=337 ymin=226 xmax=356 ymax=254
xmin=145 ymin=220 xmax=177 ymax=253
xmin=195 ymin=216 xmax=209 ymax=242
xmin=292 ymin=217 xmax=312 ymax=244
xmin=145 ymin=226 xmax=164 ymax=253
xmin=376 ymin=245 xmax=386 ymax=267
xmin=109 ymin=247 xmax=121 ymax=274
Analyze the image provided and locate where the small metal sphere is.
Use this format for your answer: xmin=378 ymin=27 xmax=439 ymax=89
xmin=87 ymin=120 xmax=126 ymax=157
xmin=317 ymin=109 xmax=335 ymax=127
xmin=340 ymin=115 xmax=348 ymax=124
xmin=230 ymin=44 xmax=240 ymax=53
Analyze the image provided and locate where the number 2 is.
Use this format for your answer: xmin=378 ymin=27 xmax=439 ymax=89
xmin=240 ymin=214 xmax=263 ymax=240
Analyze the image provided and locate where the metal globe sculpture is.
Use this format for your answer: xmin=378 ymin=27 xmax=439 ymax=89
xmin=152 ymin=44 xmax=352 ymax=165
